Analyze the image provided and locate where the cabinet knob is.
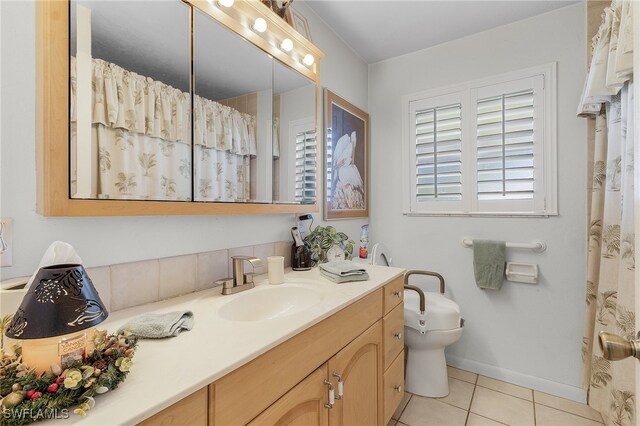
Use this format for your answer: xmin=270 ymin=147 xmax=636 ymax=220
xmin=393 ymin=291 xmax=401 ymax=298
xmin=394 ymin=385 xmax=402 ymax=393
xmin=394 ymin=332 xmax=402 ymax=340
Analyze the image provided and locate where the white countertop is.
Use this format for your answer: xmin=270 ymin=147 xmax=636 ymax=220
xmin=45 ymin=264 xmax=404 ymax=425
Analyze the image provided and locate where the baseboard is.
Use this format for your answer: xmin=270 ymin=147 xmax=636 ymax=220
xmin=446 ymin=355 xmax=587 ymax=403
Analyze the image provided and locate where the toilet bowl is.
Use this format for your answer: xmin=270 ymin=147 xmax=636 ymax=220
xmin=404 ymin=290 xmax=463 ymax=397
xmin=368 ymin=243 xmax=464 ymax=398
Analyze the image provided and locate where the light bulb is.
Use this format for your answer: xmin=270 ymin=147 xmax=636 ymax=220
xmin=218 ymin=0 xmax=234 ymax=7
xmin=253 ymin=17 xmax=267 ymax=33
xmin=303 ymin=54 xmax=314 ymax=66
xmin=281 ymin=38 xmax=293 ymax=52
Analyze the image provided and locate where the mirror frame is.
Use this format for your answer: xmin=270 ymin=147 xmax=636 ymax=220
xmin=36 ymin=0 xmax=324 ymax=216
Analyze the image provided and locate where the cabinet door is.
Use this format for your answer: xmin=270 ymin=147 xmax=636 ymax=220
xmin=328 ymin=321 xmax=382 ymax=426
xmin=248 ymin=365 xmax=329 ymax=426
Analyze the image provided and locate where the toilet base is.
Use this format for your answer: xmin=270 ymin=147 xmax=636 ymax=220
xmin=405 ymin=345 xmax=450 ymax=397
xmin=404 ymin=327 xmax=464 ymax=398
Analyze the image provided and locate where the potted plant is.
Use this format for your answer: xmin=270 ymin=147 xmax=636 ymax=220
xmin=303 ymin=226 xmax=355 ymax=264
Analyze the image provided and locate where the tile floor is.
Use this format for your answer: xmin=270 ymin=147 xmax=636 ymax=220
xmin=388 ymin=366 xmax=603 ymax=426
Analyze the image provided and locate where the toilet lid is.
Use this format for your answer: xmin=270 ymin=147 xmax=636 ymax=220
xmin=404 ymin=290 xmax=461 ymax=332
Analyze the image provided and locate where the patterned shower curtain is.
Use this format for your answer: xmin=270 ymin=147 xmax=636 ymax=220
xmin=71 ymin=57 xmax=256 ymax=202
xmin=579 ymin=1 xmax=635 ymax=425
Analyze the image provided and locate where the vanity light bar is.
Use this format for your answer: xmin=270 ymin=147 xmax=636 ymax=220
xmin=188 ymin=0 xmax=324 ymax=81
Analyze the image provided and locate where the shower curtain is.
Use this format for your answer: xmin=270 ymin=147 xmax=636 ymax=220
xmin=578 ymin=1 xmax=635 ymax=425
xmin=71 ymin=57 xmax=256 ymax=202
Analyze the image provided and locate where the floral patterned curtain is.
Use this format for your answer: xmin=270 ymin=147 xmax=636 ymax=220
xmin=578 ymin=1 xmax=635 ymax=425
xmin=71 ymin=57 xmax=256 ymax=201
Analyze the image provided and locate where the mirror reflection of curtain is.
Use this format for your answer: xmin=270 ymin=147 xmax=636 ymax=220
xmin=71 ymin=57 xmax=256 ymax=201
xmin=577 ymin=1 xmax=635 ymax=424
xmin=193 ymin=97 xmax=257 ymax=201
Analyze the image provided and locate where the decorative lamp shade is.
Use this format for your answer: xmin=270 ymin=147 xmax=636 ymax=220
xmin=5 ymin=264 xmax=109 ymax=339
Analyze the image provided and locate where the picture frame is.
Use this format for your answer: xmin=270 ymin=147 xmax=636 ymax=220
xmin=291 ymin=8 xmax=312 ymax=42
xmin=324 ymin=89 xmax=369 ymax=220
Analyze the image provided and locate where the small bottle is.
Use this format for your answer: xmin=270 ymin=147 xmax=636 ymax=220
xmin=359 ymin=224 xmax=369 ymax=259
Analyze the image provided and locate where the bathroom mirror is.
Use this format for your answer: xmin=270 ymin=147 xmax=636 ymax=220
xmin=39 ymin=0 xmax=323 ymax=216
xmin=70 ymin=0 xmax=192 ymax=201
xmin=193 ymin=9 xmax=273 ymax=203
xmin=272 ymin=60 xmax=317 ymax=204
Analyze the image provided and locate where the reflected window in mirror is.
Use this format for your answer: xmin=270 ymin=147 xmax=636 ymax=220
xmin=272 ymin=60 xmax=317 ymax=204
xmin=70 ymin=1 xmax=192 ymax=201
xmin=194 ymin=9 xmax=273 ymax=203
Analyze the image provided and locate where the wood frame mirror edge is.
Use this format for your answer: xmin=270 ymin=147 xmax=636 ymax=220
xmin=35 ymin=0 xmax=321 ymax=217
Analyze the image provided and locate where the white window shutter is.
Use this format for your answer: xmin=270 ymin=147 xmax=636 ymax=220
xmin=295 ymin=129 xmax=317 ymax=203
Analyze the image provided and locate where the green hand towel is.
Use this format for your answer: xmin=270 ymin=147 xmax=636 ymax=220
xmin=117 ymin=310 xmax=194 ymax=339
xmin=319 ymin=260 xmax=367 ymax=276
xmin=320 ymin=268 xmax=370 ymax=283
xmin=473 ymin=240 xmax=506 ymax=290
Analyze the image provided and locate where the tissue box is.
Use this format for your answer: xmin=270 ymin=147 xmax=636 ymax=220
xmin=505 ymin=263 xmax=538 ymax=284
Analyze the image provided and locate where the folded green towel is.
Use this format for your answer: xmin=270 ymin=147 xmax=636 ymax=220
xmin=117 ymin=310 xmax=194 ymax=339
xmin=319 ymin=260 xmax=367 ymax=276
xmin=320 ymin=268 xmax=370 ymax=283
xmin=473 ymin=240 xmax=506 ymax=290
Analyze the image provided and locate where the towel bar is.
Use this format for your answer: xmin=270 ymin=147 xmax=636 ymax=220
xmin=462 ymin=239 xmax=546 ymax=253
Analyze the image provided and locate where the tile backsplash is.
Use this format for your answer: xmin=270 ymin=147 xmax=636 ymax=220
xmin=0 ymin=241 xmax=292 ymax=315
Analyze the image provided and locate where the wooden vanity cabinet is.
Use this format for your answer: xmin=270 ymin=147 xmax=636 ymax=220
xmin=137 ymin=277 xmax=405 ymax=426
xmin=138 ymin=387 xmax=208 ymax=426
xmin=250 ymin=322 xmax=383 ymax=426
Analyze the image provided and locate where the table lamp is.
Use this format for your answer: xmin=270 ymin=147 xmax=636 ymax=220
xmin=4 ymin=263 xmax=109 ymax=374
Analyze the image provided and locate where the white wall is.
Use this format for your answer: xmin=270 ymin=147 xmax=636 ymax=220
xmin=368 ymin=4 xmax=587 ymax=400
xmin=0 ymin=1 xmax=368 ymax=279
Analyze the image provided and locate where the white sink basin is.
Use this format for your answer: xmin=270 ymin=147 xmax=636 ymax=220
xmin=218 ymin=284 xmax=323 ymax=321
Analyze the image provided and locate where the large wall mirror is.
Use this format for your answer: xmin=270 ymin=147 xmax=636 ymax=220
xmin=39 ymin=0 xmax=323 ymax=216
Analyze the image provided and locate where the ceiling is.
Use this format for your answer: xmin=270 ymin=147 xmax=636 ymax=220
xmin=304 ymin=0 xmax=580 ymax=63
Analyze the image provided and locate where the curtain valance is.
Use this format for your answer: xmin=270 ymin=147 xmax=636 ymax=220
xmin=577 ymin=0 xmax=634 ymax=116
xmin=71 ymin=57 xmax=257 ymax=156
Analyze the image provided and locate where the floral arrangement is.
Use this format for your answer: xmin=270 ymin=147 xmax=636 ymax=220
xmin=0 ymin=316 xmax=137 ymax=426
xmin=303 ymin=225 xmax=355 ymax=264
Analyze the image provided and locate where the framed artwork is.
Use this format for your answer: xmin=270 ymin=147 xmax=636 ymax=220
xmin=291 ymin=8 xmax=312 ymax=41
xmin=324 ymin=89 xmax=369 ymax=220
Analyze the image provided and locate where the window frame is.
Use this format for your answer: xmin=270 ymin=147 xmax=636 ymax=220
xmin=401 ymin=63 xmax=557 ymax=217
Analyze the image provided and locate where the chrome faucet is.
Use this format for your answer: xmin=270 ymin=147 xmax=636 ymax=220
xmin=216 ymin=255 xmax=264 ymax=295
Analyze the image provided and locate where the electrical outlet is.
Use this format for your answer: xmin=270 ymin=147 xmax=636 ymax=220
xmin=0 ymin=218 xmax=13 ymax=267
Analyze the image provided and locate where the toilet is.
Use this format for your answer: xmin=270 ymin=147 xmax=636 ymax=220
xmin=369 ymin=243 xmax=465 ymax=398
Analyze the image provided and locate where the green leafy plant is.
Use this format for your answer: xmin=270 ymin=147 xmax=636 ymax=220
xmin=303 ymin=225 xmax=355 ymax=264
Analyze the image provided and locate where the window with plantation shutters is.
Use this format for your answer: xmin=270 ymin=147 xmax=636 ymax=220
xmin=414 ymin=103 xmax=463 ymax=201
xmin=402 ymin=64 xmax=556 ymax=216
xmin=295 ymin=129 xmax=317 ymax=203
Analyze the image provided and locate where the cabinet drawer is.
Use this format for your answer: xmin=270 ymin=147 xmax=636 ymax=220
xmin=383 ymin=302 xmax=404 ymax=371
xmin=139 ymin=387 xmax=207 ymax=426
xmin=383 ymin=276 xmax=403 ymax=315
xmin=383 ymin=350 xmax=405 ymax=426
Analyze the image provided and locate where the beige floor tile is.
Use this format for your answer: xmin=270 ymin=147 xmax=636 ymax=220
xmin=437 ymin=377 xmax=475 ymax=410
xmin=476 ymin=376 xmax=533 ymax=401
xmin=392 ymin=392 xmax=412 ymax=420
xmin=400 ymin=395 xmax=468 ymax=426
xmin=470 ymin=386 xmax=535 ymax=426
xmin=466 ymin=413 xmax=507 ymax=426
xmin=534 ymin=391 xmax=602 ymax=422
xmin=535 ymin=404 xmax=603 ymax=426
xmin=448 ymin=366 xmax=478 ymax=384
